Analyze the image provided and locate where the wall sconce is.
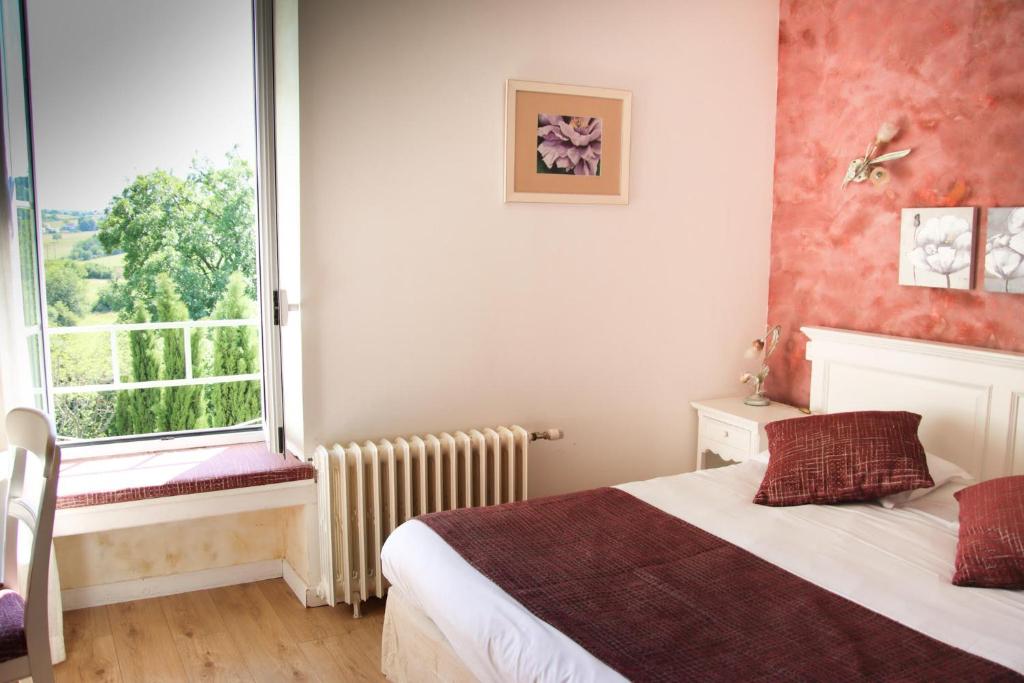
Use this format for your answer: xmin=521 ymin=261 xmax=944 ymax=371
xmin=841 ymin=122 xmax=911 ymax=189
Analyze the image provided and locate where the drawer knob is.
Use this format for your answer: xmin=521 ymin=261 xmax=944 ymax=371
xmin=723 ymin=430 xmax=729 ymax=438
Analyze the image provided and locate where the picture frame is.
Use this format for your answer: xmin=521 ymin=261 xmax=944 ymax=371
xmin=983 ymin=207 xmax=1024 ymax=294
xmin=504 ymin=80 xmax=632 ymax=205
xmin=897 ymin=207 xmax=977 ymax=291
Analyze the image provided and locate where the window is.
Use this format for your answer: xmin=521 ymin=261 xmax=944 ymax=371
xmin=6 ymin=0 xmax=283 ymax=453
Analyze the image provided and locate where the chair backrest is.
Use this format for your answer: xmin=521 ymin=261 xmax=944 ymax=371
xmin=3 ymin=407 xmax=59 ymax=642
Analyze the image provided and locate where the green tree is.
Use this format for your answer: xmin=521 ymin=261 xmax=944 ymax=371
xmin=44 ymin=260 xmax=86 ymax=325
xmin=208 ymin=272 xmax=261 ymax=428
xmin=47 ymin=301 xmax=77 ymax=327
xmin=83 ymin=261 xmax=114 ymax=279
xmin=91 ymin=282 xmax=120 ymax=313
xmin=97 ymin=152 xmax=256 ymax=320
xmin=154 ymin=274 xmax=205 ymax=431
xmin=70 ymin=235 xmax=104 ymax=260
xmin=55 ymin=392 xmax=116 ymax=440
xmin=111 ymin=301 xmax=161 ymax=435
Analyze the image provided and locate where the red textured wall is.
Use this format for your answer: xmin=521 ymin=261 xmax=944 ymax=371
xmin=766 ymin=0 xmax=1024 ymax=407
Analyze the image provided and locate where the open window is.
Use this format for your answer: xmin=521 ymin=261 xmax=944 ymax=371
xmin=4 ymin=0 xmax=284 ymax=455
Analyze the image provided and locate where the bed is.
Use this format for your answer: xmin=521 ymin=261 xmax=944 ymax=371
xmin=379 ymin=327 xmax=1024 ymax=681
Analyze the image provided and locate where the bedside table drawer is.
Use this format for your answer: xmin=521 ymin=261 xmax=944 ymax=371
xmin=699 ymin=415 xmax=751 ymax=453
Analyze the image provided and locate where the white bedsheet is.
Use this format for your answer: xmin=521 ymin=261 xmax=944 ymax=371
xmin=381 ymin=461 xmax=1024 ymax=682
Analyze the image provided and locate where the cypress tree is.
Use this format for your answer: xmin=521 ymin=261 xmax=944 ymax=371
xmin=155 ymin=273 xmax=205 ymax=431
xmin=111 ymin=300 xmax=161 ymax=435
xmin=209 ymin=272 xmax=261 ymax=427
xmin=189 ymin=327 xmax=207 ymax=428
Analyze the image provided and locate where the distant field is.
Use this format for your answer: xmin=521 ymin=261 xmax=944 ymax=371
xmin=88 ymin=253 xmax=125 ymax=275
xmin=41 ymin=230 xmax=125 ymax=270
xmin=82 ymin=277 xmax=106 ymax=301
xmin=41 ymin=228 xmax=125 ymax=335
xmin=41 ymin=229 xmax=98 ymax=260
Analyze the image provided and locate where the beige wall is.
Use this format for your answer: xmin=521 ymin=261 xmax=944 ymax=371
xmin=297 ymin=0 xmax=780 ymax=496
xmin=55 ymin=506 xmax=308 ymax=589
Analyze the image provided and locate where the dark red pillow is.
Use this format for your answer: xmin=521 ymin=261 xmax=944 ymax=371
xmin=952 ymin=476 xmax=1024 ymax=589
xmin=754 ymin=411 xmax=932 ymax=507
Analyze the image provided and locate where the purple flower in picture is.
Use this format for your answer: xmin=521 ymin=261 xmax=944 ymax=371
xmin=536 ymin=114 xmax=602 ymax=176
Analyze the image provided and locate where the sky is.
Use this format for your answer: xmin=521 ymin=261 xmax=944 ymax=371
xmin=28 ymin=0 xmax=256 ymax=212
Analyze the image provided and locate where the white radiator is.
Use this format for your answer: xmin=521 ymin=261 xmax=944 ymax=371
xmin=314 ymin=425 xmax=560 ymax=616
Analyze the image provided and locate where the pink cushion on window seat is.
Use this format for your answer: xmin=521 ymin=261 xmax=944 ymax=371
xmin=56 ymin=443 xmax=313 ymax=509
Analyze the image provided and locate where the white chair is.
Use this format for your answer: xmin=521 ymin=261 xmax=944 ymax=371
xmin=0 ymin=408 xmax=59 ymax=683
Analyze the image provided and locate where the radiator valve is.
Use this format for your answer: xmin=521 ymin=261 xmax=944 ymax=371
xmin=530 ymin=428 xmax=564 ymax=442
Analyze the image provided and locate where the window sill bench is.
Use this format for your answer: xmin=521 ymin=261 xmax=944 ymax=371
xmin=51 ymin=443 xmax=325 ymax=610
xmin=53 ymin=443 xmax=315 ymax=537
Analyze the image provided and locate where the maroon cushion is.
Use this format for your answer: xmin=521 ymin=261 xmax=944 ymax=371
xmin=754 ymin=411 xmax=932 ymax=507
xmin=953 ymin=476 xmax=1024 ymax=589
xmin=0 ymin=589 xmax=26 ymax=663
xmin=56 ymin=443 xmax=314 ymax=510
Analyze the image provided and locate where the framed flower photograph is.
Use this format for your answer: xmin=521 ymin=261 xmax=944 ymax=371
xmin=504 ymin=80 xmax=631 ymax=205
xmin=984 ymin=207 xmax=1024 ymax=294
xmin=897 ymin=207 xmax=977 ymax=290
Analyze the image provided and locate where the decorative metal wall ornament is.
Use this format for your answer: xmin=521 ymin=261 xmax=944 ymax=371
xmin=841 ymin=122 xmax=911 ymax=189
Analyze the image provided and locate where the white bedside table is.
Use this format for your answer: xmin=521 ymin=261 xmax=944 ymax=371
xmin=690 ymin=397 xmax=807 ymax=470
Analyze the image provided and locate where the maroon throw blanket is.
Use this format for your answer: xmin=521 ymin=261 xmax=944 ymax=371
xmin=419 ymin=487 xmax=1020 ymax=682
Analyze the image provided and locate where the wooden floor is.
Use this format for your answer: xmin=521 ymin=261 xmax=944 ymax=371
xmin=55 ymin=579 xmax=387 ymax=682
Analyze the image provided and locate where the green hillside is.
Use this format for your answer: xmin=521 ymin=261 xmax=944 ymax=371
xmin=41 ymin=208 xmax=103 ymax=234
xmin=42 ymin=229 xmax=97 ymax=260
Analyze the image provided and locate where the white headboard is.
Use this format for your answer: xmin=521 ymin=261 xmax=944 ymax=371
xmin=803 ymin=326 xmax=1024 ymax=480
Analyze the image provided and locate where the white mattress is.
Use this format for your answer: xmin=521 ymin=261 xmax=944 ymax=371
xmin=381 ymin=461 xmax=1024 ymax=682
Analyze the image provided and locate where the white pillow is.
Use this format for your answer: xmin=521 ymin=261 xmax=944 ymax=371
xmin=878 ymin=452 xmax=973 ymax=508
xmin=749 ymin=449 xmax=971 ymax=507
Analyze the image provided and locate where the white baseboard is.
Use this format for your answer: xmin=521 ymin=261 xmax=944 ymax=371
xmin=61 ymin=558 xmax=284 ymax=611
xmin=282 ymin=559 xmax=326 ymax=607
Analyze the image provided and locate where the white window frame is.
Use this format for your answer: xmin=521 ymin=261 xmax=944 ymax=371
xmin=252 ymin=0 xmax=285 ymax=456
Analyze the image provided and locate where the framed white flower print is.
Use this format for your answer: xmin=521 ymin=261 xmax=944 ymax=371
xmin=504 ymin=80 xmax=631 ymax=204
xmin=984 ymin=207 xmax=1024 ymax=294
xmin=898 ymin=207 xmax=977 ymax=290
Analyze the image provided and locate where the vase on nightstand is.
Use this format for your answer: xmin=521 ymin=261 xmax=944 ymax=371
xmin=740 ymin=324 xmax=781 ymax=407
xmin=744 ymin=387 xmax=770 ymax=407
